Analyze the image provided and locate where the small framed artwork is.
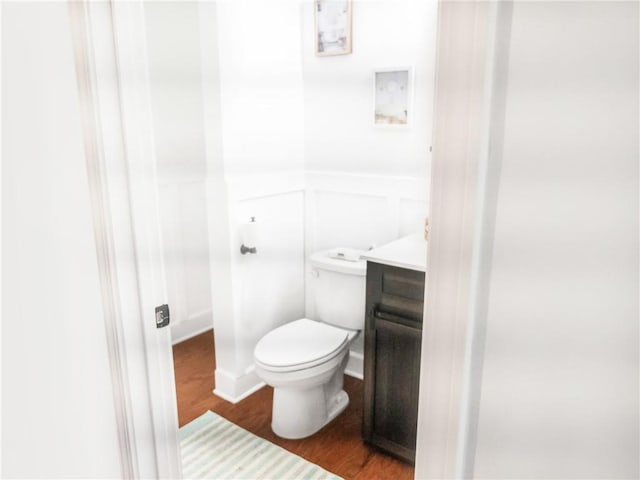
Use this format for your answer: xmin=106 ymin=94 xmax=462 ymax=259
xmin=373 ymin=68 xmax=413 ymax=128
xmin=315 ymin=0 xmax=352 ymax=56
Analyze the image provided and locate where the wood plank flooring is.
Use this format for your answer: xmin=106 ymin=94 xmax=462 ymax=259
xmin=173 ymin=330 xmax=414 ymax=480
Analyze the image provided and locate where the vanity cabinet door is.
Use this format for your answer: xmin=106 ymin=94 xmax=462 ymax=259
xmin=363 ymin=262 xmax=425 ymax=464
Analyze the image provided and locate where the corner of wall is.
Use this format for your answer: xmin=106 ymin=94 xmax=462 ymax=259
xmin=213 ymin=367 xmax=265 ymax=404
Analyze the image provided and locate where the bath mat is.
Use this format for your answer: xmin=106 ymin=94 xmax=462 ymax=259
xmin=179 ymin=411 xmax=343 ymax=479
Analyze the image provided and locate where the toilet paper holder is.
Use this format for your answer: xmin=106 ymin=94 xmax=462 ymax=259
xmin=240 ymin=217 xmax=258 ymax=255
xmin=240 ymin=244 xmax=257 ymax=255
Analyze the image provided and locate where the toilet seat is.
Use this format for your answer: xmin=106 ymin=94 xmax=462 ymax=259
xmin=254 ymin=318 xmax=351 ymax=373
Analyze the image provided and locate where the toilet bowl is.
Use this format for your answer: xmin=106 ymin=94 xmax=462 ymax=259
xmin=254 ymin=249 xmax=366 ymax=439
xmin=254 ymin=318 xmax=358 ymax=439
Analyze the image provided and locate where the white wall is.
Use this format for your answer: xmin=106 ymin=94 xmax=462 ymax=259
xmin=302 ymin=0 xmax=437 ymax=178
xmin=2 ymin=2 xmax=122 ymax=477
xmin=473 ymin=2 xmax=639 ymax=478
xmin=216 ymin=0 xmax=306 ymax=176
xmin=145 ymin=0 xmax=309 ymax=348
xmin=144 ymin=2 xmax=213 ymax=343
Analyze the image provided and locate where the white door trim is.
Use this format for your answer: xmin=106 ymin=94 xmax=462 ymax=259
xmin=69 ymin=1 xmax=182 ymax=478
xmin=414 ymin=1 xmax=510 ymax=478
xmin=68 ymin=3 xmax=138 ymax=476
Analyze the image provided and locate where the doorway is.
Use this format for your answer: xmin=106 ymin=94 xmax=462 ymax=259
xmin=76 ymin=0 xmax=458 ymax=478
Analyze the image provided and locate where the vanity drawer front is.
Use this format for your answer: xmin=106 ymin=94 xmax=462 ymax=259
xmin=366 ymin=262 xmax=425 ymax=323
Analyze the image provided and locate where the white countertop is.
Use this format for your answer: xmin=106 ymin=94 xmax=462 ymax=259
xmin=361 ymin=233 xmax=427 ymax=272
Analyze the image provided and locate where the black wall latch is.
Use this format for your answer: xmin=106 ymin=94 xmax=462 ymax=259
xmin=155 ymin=304 xmax=170 ymax=328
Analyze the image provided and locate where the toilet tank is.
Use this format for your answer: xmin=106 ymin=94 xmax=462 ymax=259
xmin=309 ymin=250 xmax=367 ymax=330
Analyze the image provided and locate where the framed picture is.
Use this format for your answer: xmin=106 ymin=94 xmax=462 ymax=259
xmin=315 ymin=0 xmax=352 ymax=56
xmin=373 ymin=68 xmax=413 ymax=127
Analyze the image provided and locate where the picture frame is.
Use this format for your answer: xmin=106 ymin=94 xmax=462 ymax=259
xmin=315 ymin=0 xmax=352 ymax=57
xmin=373 ymin=67 xmax=413 ymax=128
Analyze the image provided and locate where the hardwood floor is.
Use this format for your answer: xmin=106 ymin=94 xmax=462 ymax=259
xmin=173 ymin=330 xmax=414 ymax=480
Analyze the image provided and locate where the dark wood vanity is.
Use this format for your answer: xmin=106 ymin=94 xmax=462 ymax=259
xmin=362 ymin=257 xmax=425 ymax=464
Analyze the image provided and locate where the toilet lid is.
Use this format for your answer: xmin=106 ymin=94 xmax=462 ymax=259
xmin=254 ymin=318 xmax=349 ymax=368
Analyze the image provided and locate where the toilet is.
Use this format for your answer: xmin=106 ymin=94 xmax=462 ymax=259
xmin=254 ymin=249 xmax=366 ymax=439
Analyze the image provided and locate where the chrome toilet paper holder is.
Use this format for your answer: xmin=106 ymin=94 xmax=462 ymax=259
xmin=240 ymin=244 xmax=257 ymax=255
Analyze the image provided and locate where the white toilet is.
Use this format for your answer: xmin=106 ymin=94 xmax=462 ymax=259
xmin=254 ymin=249 xmax=366 ymax=439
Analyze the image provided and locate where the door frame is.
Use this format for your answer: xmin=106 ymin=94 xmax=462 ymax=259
xmin=415 ymin=1 xmax=510 ymax=479
xmin=70 ymin=1 xmax=181 ymax=478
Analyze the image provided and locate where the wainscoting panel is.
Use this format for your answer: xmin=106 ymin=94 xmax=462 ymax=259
xmin=231 ymin=188 xmax=306 ymax=370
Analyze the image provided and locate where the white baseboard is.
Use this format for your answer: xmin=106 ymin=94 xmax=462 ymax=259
xmin=171 ymin=309 xmax=213 ymax=345
xmin=345 ymin=350 xmax=364 ymax=380
xmin=213 ymin=366 xmax=265 ymax=404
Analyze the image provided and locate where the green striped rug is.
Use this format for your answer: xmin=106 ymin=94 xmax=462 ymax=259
xmin=179 ymin=411 xmax=343 ymax=479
